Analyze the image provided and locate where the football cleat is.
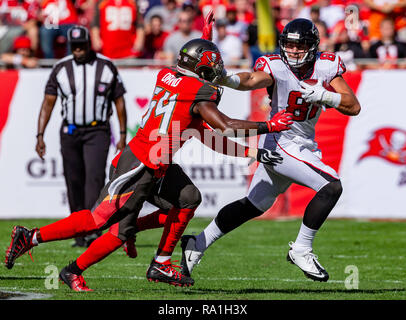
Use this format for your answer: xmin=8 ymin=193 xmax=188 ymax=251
xmin=5 ymin=226 xmax=37 ymax=270
xmin=59 ymin=266 xmax=93 ymax=292
xmin=286 ymin=242 xmax=329 ymax=282
xmin=146 ymin=259 xmax=194 ymax=287
xmin=123 ymin=236 xmax=137 ymax=258
xmin=180 ymin=235 xmax=204 ymax=277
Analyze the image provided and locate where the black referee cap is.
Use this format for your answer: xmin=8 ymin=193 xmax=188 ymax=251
xmin=67 ymin=25 xmax=90 ymax=44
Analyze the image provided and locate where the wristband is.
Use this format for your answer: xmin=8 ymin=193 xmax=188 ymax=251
xmin=257 ymin=122 xmax=270 ymax=134
xmin=36 ymin=133 xmax=44 ymax=138
xmin=120 ymin=131 xmax=126 ymax=135
xmin=322 ymin=91 xmax=341 ymax=109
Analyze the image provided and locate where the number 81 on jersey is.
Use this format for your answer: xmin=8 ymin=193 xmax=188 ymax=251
xmin=286 ymin=90 xmax=318 ymax=121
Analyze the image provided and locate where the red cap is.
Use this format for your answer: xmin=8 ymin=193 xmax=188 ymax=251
xmin=13 ymin=36 xmax=31 ymax=50
xmin=226 ymin=4 xmax=236 ymax=12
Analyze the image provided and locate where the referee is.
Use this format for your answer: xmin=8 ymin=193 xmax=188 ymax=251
xmin=35 ymin=25 xmax=127 ymax=247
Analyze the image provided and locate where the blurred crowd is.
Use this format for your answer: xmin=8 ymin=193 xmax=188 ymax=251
xmin=1 ymin=0 xmax=406 ymax=69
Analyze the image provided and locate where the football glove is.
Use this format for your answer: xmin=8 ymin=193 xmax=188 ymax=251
xmin=265 ymin=110 xmax=293 ymax=132
xmin=256 ymin=149 xmax=283 ymax=165
xmin=299 ymin=79 xmax=341 ymax=108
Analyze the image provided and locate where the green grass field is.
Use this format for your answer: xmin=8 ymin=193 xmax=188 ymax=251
xmin=0 ymin=218 xmax=405 ymax=300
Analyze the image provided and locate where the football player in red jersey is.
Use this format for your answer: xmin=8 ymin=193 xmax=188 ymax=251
xmin=5 ymin=38 xmax=293 ymax=289
xmin=91 ymin=0 xmax=145 ymax=58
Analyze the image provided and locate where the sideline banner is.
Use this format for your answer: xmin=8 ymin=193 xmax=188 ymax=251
xmin=1 ymin=69 xmax=405 ymax=219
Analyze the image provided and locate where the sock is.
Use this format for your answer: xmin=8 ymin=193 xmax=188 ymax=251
xmin=215 ymin=197 xmax=263 ymax=234
xmin=303 ymin=180 xmax=342 ymax=229
xmin=157 ymin=207 xmax=195 ymax=255
xmin=154 ymin=255 xmax=171 ymax=263
xmin=66 ymin=260 xmax=84 ymax=275
xmin=195 ymin=219 xmax=224 ymax=252
xmin=39 ymin=210 xmax=98 ymax=242
xmin=293 ymin=223 xmax=317 ymax=251
xmin=76 ymin=232 xmax=124 ymax=271
xmin=136 ymin=209 xmax=168 ymax=232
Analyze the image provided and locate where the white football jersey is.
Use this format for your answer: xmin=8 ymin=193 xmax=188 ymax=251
xmin=254 ymin=52 xmax=346 ymax=145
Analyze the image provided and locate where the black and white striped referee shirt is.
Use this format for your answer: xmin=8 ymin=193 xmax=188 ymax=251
xmin=44 ymin=51 xmax=126 ymax=126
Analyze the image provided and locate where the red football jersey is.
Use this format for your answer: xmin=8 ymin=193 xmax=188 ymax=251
xmin=41 ymin=0 xmax=79 ymax=25
xmin=128 ymin=67 xmax=222 ymax=170
xmin=96 ymin=0 xmax=138 ymax=58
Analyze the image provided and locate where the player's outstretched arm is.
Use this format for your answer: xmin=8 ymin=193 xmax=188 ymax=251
xmin=193 ymin=101 xmax=292 ymax=137
xmin=329 ymin=76 xmax=361 ymax=116
xmin=217 ymin=70 xmax=274 ymax=91
xmin=191 ymin=121 xmax=283 ymax=166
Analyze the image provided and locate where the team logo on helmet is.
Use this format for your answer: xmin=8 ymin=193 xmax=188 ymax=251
xmin=195 ymin=50 xmax=221 ymax=70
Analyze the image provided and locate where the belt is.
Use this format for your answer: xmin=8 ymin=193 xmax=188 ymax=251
xmin=63 ymin=120 xmax=108 ymax=128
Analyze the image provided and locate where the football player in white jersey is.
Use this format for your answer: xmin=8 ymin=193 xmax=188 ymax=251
xmin=180 ymin=18 xmax=361 ymax=282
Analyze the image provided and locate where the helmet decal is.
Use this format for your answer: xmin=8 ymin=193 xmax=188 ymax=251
xmin=177 ymin=38 xmax=224 ymax=82
xmin=196 ymin=50 xmax=221 ymax=70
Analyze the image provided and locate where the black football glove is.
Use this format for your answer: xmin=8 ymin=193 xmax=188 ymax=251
xmin=256 ymin=148 xmax=283 ymax=165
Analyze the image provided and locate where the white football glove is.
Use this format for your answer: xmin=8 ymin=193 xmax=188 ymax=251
xmin=298 ymin=79 xmax=341 ymax=108
xmin=298 ymin=79 xmax=326 ymax=105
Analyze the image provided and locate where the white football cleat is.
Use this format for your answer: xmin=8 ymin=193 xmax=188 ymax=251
xmin=180 ymin=235 xmax=204 ymax=277
xmin=286 ymin=242 xmax=329 ymax=282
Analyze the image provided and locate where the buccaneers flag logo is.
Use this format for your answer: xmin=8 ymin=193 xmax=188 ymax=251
xmin=196 ymin=50 xmax=221 ymax=70
xmin=359 ymin=127 xmax=406 ymax=165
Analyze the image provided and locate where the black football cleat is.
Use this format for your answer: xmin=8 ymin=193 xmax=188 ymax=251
xmin=59 ymin=266 xmax=93 ymax=292
xmin=5 ymin=226 xmax=37 ymax=269
xmin=146 ymin=259 xmax=194 ymax=287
